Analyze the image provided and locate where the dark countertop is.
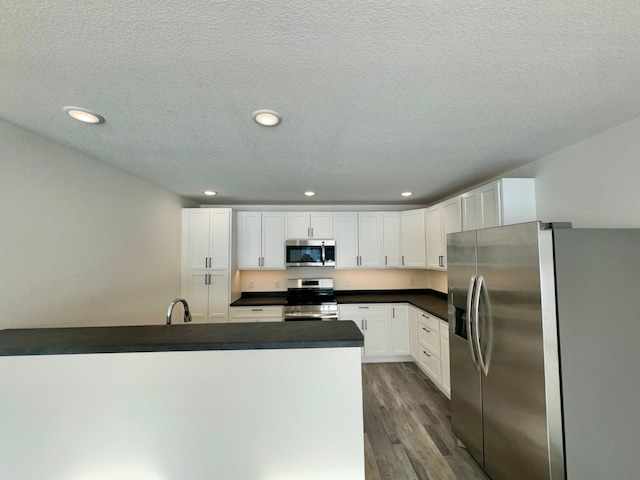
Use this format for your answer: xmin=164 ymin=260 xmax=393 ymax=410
xmin=0 ymin=321 xmax=364 ymax=357
xmin=230 ymin=289 xmax=449 ymax=321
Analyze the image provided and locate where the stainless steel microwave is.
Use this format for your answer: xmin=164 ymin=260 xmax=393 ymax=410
xmin=285 ymin=239 xmax=336 ymax=267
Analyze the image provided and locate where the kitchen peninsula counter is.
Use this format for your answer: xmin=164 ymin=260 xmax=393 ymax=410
xmin=230 ymin=289 xmax=448 ymax=321
xmin=0 ymin=321 xmax=363 ymax=356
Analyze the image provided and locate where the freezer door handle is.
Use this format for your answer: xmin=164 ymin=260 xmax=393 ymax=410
xmin=467 ymin=275 xmax=480 ymax=371
xmin=473 ymin=274 xmax=489 ymax=376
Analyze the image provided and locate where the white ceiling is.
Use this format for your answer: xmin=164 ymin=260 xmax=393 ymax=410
xmin=2 ymin=1 xmax=640 ymax=205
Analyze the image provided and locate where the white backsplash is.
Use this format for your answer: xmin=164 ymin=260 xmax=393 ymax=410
xmin=239 ymin=268 xmax=447 ymax=293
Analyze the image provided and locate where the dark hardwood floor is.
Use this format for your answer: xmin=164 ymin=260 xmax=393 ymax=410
xmin=362 ymin=362 xmax=489 ymax=480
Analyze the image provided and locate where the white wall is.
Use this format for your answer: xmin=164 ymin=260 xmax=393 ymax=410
xmin=506 ymin=115 xmax=640 ymax=228
xmin=0 ymin=119 xmax=193 ymax=328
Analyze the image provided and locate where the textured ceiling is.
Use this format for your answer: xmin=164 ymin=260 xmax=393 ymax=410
xmin=2 ymin=1 xmax=640 ymax=204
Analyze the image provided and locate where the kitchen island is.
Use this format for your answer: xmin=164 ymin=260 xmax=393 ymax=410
xmin=0 ymin=322 xmax=365 ymax=480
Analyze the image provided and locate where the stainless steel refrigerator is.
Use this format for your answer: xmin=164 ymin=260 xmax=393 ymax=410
xmin=448 ymin=222 xmax=640 ymax=480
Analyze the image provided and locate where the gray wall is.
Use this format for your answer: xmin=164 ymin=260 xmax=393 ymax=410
xmin=0 ymin=119 xmax=193 ymax=328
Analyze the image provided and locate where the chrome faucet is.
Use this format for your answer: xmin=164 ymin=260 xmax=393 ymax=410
xmin=166 ymin=298 xmax=192 ymax=325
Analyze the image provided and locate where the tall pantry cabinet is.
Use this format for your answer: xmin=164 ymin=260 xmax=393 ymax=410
xmin=181 ymin=209 xmax=232 ymax=323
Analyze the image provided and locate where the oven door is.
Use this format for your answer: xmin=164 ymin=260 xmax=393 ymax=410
xmin=283 ymin=305 xmax=339 ymax=321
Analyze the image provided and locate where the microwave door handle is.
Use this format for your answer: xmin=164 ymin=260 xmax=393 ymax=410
xmin=467 ymin=275 xmax=480 ymax=371
xmin=321 ymin=243 xmax=325 ymax=265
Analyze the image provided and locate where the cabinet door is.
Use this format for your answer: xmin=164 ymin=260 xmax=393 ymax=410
xmin=182 ymin=271 xmax=210 ymax=324
xmin=400 ymin=209 xmax=427 ymax=267
xmin=358 ymin=213 xmax=382 ymax=268
xmin=382 ymin=212 xmax=401 ymax=267
xmin=335 ymin=213 xmax=359 ymax=268
xmin=237 ymin=212 xmax=262 ymax=269
xmin=184 ymin=209 xmax=211 ymax=270
xmin=209 ymin=210 xmax=230 ymax=269
xmin=261 ymin=213 xmax=285 ymax=269
xmin=426 ymin=205 xmax=443 ymax=269
xmin=364 ymin=317 xmax=391 ymax=357
xmin=461 ymin=190 xmax=480 ymax=232
xmin=440 ymin=324 xmax=451 ymax=398
xmin=286 ymin=213 xmax=311 ymax=239
xmin=479 ymin=181 xmax=502 ymax=229
xmin=207 ymin=271 xmax=229 ymax=323
xmin=409 ymin=307 xmax=419 ymax=361
xmin=310 ymin=213 xmax=334 ymax=238
xmin=441 ymin=197 xmax=462 ymax=269
xmin=391 ymin=306 xmax=410 ymax=355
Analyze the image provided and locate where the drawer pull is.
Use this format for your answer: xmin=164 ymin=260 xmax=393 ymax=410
xmin=422 ymin=327 xmax=430 ymax=333
xmin=251 ymin=308 xmax=263 ymax=312
xmin=423 ymin=351 xmax=431 ymax=357
xmin=421 ymin=314 xmax=429 ymax=318
xmin=358 ymin=306 xmax=369 ymax=309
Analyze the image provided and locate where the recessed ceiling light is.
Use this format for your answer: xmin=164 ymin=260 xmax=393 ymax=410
xmin=203 ymin=190 xmax=217 ymax=196
xmin=401 ymin=192 xmax=413 ymax=197
xmin=304 ymin=191 xmax=316 ymax=197
xmin=63 ymin=106 xmax=104 ymax=124
xmin=252 ymin=109 xmax=282 ymax=127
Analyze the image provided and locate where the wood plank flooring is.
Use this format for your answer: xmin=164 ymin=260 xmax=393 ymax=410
xmin=362 ymin=362 xmax=490 ymax=480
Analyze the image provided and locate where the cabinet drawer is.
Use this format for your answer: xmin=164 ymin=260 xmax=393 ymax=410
xmin=230 ymin=306 xmax=283 ymax=319
xmin=417 ymin=311 xmax=439 ymax=331
xmin=419 ymin=348 xmax=442 ymax=384
xmin=339 ymin=304 xmax=388 ymax=318
xmin=439 ymin=320 xmax=449 ymax=340
xmin=418 ymin=319 xmax=440 ymax=357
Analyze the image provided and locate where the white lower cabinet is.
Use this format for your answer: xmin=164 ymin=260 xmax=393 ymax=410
xmin=229 ymin=306 xmax=283 ymax=323
xmin=391 ymin=305 xmax=410 ymax=356
xmin=182 ymin=271 xmax=230 ymax=323
xmin=440 ymin=320 xmax=451 ymax=397
xmin=339 ymin=304 xmax=411 ymax=362
xmin=410 ymin=307 xmax=450 ymax=398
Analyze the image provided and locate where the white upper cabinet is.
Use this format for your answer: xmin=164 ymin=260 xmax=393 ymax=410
xmin=335 ymin=213 xmax=383 ymax=268
xmin=400 ymin=208 xmax=427 ymax=268
xmin=382 ymin=212 xmax=401 ymax=268
xmin=462 ymin=178 xmax=536 ymax=231
xmin=427 ymin=197 xmax=462 ymax=270
xmin=237 ymin=212 xmax=285 ymax=270
xmin=286 ymin=212 xmax=334 ymax=239
xmin=182 ymin=209 xmax=230 ymax=270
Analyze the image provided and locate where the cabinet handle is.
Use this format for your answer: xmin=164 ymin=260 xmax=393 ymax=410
xmin=204 ymin=274 xmax=208 ymax=285
xmin=208 ymin=273 xmax=211 ymax=284
xmin=439 ymin=255 xmax=444 ymax=267
xmin=365 ymin=319 xmax=368 ymax=330
xmin=308 ymin=227 xmax=311 ymax=237
xmin=310 ymin=227 xmax=314 ymax=237
xmin=422 ymin=327 xmax=430 ymax=333
xmin=251 ymin=308 xmax=263 ymax=312
xmin=423 ymin=351 xmax=431 ymax=357
xmin=385 ymin=255 xmax=388 ymax=266
xmin=421 ymin=314 xmax=429 ymax=318
xmin=358 ymin=306 xmax=369 ymax=309
xmin=204 ymin=257 xmax=208 ymax=268
xmin=392 ymin=307 xmax=395 ymax=318
xmin=402 ymin=255 xmax=405 ymax=266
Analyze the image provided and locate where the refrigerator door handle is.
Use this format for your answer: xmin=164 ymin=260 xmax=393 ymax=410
xmin=467 ymin=275 xmax=480 ymax=371
xmin=473 ymin=274 xmax=489 ymax=376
